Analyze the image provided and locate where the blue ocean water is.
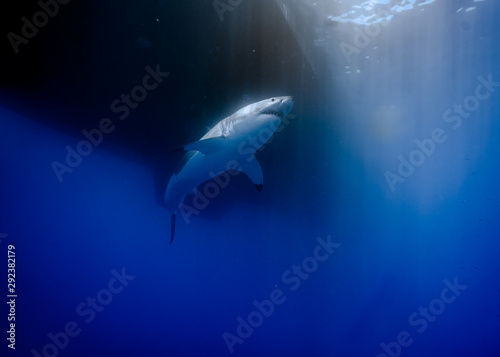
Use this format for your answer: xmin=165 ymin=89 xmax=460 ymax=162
xmin=0 ymin=1 xmax=499 ymax=357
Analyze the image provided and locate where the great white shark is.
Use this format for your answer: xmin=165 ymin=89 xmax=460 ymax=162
xmin=165 ymin=96 xmax=294 ymax=243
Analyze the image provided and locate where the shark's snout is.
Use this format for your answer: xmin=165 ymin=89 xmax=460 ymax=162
xmin=280 ymin=96 xmax=294 ymax=116
xmin=276 ymin=96 xmax=293 ymax=104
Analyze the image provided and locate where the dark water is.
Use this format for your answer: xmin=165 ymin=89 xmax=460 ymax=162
xmin=0 ymin=1 xmax=499 ymax=356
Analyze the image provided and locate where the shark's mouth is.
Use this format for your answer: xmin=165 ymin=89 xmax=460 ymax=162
xmin=262 ymin=110 xmax=284 ymax=119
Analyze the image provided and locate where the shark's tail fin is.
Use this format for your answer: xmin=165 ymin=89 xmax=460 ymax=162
xmin=170 ymin=213 xmax=176 ymax=244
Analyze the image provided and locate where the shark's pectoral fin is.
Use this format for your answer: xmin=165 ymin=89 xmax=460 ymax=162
xmin=239 ymin=156 xmax=264 ymax=190
xmin=184 ymin=136 xmax=226 ymax=155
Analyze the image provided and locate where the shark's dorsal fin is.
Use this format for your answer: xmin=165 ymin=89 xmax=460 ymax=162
xmin=184 ymin=136 xmax=226 ymax=155
xmin=239 ymin=156 xmax=264 ymax=189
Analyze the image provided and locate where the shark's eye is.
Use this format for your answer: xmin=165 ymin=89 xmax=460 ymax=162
xmin=271 ymin=98 xmax=275 ymax=102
